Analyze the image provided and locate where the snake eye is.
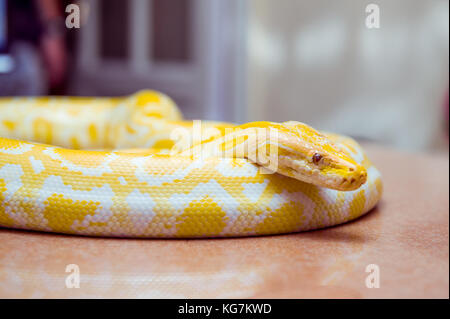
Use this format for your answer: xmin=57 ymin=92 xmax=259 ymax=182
xmin=312 ymin=153 xmax=322 ymax=164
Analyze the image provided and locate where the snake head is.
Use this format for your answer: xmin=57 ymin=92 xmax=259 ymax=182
xmin=239 ymin=121 xmax=367 ymax=191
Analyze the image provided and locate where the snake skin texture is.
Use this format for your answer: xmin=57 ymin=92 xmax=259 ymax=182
xmin=0 ymin=91 xmax=382 ymax=238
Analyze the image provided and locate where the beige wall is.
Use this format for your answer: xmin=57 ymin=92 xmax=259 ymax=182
xmin=247 ymin=0 xmax=449 ymax=151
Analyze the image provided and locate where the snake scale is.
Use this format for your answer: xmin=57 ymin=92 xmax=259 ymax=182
xmin=0 ymin=90 xmax=382 ymax=238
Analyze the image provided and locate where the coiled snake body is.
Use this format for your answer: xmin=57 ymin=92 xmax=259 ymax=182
xmin=0 ymin=91 xmax=382 ymax=237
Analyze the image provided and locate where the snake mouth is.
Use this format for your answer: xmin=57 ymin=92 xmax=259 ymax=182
xmin=276 ymin=154 xmax=367 ymax=191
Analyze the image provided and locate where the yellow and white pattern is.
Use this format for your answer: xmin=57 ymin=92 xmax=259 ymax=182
xmin=0 ymin=90 xmax=382 ymax=237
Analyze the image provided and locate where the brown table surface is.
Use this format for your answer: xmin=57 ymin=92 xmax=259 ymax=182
xmin=0 ymin=144 xmax=448 ymax=298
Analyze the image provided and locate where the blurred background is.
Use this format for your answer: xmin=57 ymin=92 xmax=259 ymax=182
xmin=0 ymin=0 xmax=448 ymax=152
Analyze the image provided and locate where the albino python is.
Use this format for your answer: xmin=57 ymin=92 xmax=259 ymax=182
xmin=0 ymin=90 xmax=382 ymax=238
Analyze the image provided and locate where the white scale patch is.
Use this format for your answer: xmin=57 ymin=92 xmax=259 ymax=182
xmin=126 ymin=189 xmax=156 ymax=234
xmin=242 ymin=180 xmax=269 ymax=203
xmin=29 ymin=156 xmax=45 ymax=174
xmin=0 ymin=164 xmax=24 ymax=196
xmin=132 ymin=156 xmax=205 ymax=187
xmin=42 ymin=147 xmax=118 ymax=176
xmin=316 ymin=187 xmax=341 ymax=225
xmin=169 ymin=179 xmax=239 ymax=212
xmin=215 ymin=158 xmax=259 ymax=177
xmin=0 ymin=143 xmax=34 ymax=155
xmin=0 ymin=164 xmax=29 ymax=226
xmin=363 ymin=166 xmax=382 ymax=212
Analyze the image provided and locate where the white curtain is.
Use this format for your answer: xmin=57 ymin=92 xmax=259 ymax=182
xmin=247 ymin=0 xmax=449 ymax=151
